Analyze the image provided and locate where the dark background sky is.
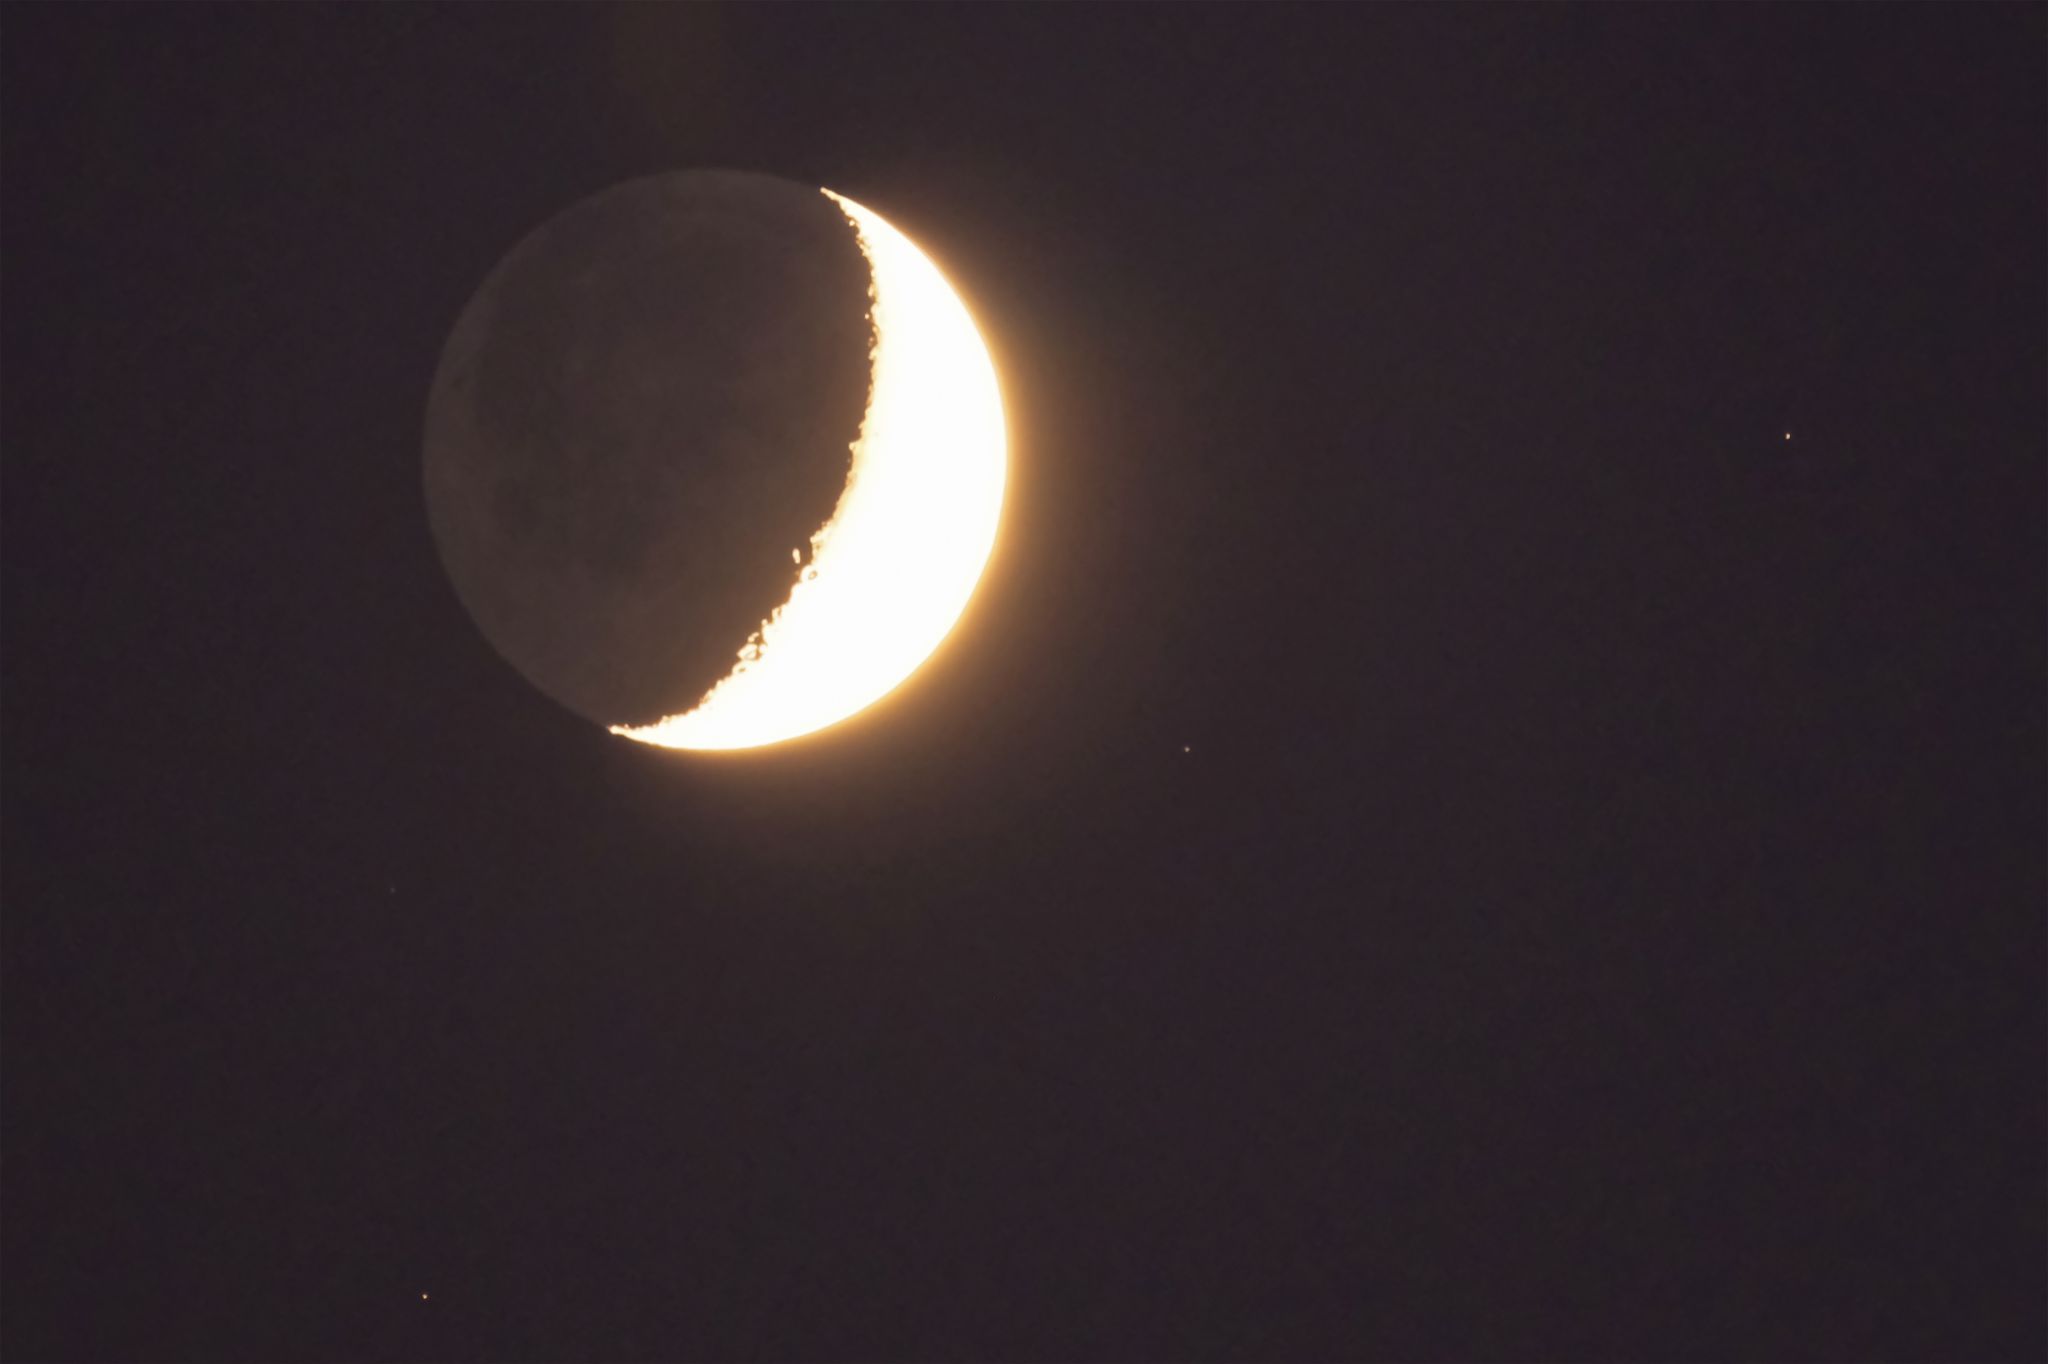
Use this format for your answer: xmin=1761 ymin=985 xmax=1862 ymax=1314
xmin=3 ymin=7 xmax=2042 ymax=1361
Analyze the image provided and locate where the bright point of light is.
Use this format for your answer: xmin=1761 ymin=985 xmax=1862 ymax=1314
xmin=612 ymin=189 xmax=1007 ymax=751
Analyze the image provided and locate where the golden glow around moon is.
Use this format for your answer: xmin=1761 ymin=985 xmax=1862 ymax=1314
xmin=610 ymin=189 xmax=1007 ymax=751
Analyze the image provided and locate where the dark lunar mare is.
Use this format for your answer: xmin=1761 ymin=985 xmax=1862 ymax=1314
xmin=423 ymin=170 xmax=874 ymax=729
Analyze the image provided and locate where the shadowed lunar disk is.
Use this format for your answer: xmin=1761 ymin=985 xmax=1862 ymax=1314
xmin=425 ymin=170 xmax=1008 ymax=751
xmin=424 ymin=170 xmax=876 ymax=733
xmin=428 ymin=169 xmax=876 ymax=733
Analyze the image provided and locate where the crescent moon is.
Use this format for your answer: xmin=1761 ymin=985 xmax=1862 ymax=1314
xmin=609 ymin=189 xmax=1006 ymax=751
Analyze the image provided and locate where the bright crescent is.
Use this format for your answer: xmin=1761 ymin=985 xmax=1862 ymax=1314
xmin=610 ymin=189 xmax=1006 ymax=751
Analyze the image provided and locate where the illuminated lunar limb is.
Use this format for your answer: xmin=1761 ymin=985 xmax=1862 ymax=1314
xmin=611 ymin=190 xmax=1007 ymax=752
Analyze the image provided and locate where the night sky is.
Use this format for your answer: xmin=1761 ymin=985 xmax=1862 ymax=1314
xmin=3 ymin=8 xmax=2043 ymax=1362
